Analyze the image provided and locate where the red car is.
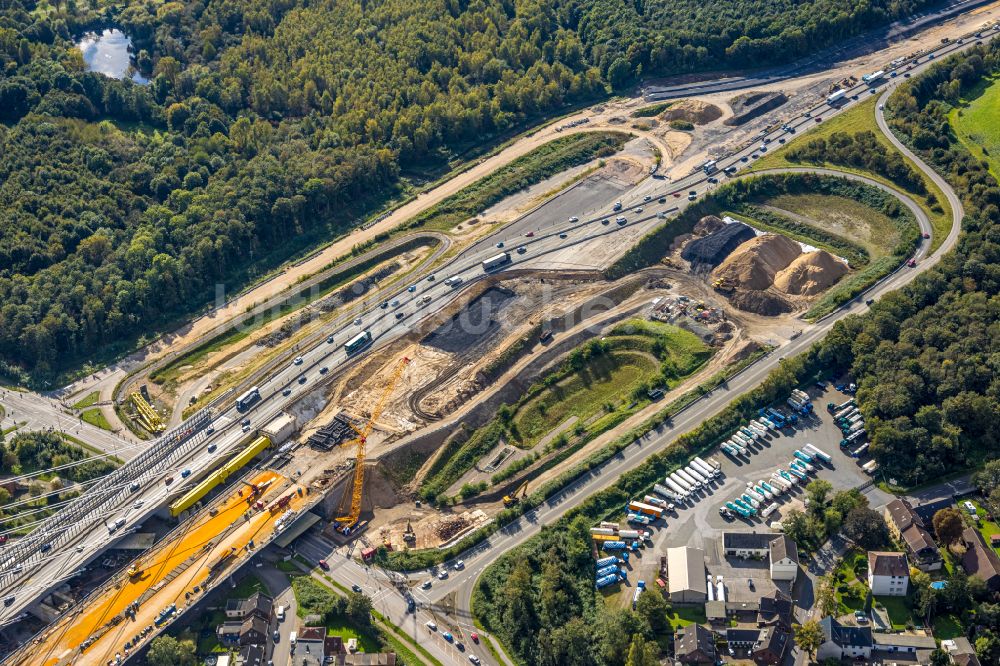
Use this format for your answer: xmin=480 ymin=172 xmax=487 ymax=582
xmin=922 ymin=232 xmax=930 ymax=239
xmin=525 ymin=231 xmax=534 ymax=237
xmin=907 ymin=259 xmax=917 ymax=267
xmin=318 ymin=559 xmax=330 ymax=570
xmin=673 ymin=192 xmax=681 ymax=198
xmin=470 ymin=632 xmax=479 ymax=643
xmin=814 ymin=117 xmax=822 ymax=122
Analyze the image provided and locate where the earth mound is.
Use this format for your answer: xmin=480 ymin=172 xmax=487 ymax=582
xmin=774 ymin=251 xmax=849 ymax=296
xmin=728 ymin=290 xmax=795 ymax=316
xmin=661 ymin=99 xmax=723 ymax=125
xmin=712 ymin=234 xmax=802 ymax=290
xmin=693 ymin=214 xmax=726 ymax=235
xmin=682 ymin=222 xmax=756 ymax=268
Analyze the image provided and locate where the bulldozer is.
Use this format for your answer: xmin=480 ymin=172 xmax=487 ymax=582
xmin=127 ymin=566 xmax=143 ymax=579
xmin=503 ymin=481 xmax=529 ymax=508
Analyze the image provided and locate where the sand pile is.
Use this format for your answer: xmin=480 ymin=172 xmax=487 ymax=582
xmin=712 ymin=234 xmax=802 ymax=290
xmin=693 ymin=215 xmax=726 ymax=235
xmin=661 ymin=99 xmax=723 ymax=125
xmin=682 ymin=222 xmax=756 ymax=268
xmin=774 ymin=251 xmax=849 ymax=296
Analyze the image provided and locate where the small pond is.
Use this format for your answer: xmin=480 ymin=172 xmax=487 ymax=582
xmin=77 ymin=29 xmax=148 ymax=84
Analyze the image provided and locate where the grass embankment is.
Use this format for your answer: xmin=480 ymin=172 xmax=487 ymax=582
xmin=418 ymin=321 xmax=711 ymax=502
xmin=752 ymin=97 xmax=951 ymax=249
xmin=81 ymin=408 xmax=113 ymax=430
xmin=950 ymin=74 xmax=1000 ymax=177
xmin=405 ymin=131 xmax=629 ymax=232
xmin=632 ymin=102 xmax=674 ymax=117
xmin=72 ymin=391 xmax=100 ymax=409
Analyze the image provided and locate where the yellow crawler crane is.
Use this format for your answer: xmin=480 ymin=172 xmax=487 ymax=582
xmin=336 ymin=357 xmax=409 ymax=532
xmin=129 ymin=391 xmax=165 ymax=432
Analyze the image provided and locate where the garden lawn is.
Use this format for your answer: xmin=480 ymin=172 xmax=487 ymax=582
xmin=874 ymin=595 xmax=916 ymax=631
xmin=933 ymin=614 xmax=964 ymax=639
xmin=970 ymin=498 xmax=1000 ymax=556
xmin=752 ymin=97 xmax=951 ymax=248
xmin=666 ymin=606 xmax=707 ymax=630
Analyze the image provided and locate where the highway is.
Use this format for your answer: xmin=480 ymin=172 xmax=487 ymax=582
xmin=642 ymin=0 xmax=994 ymax=101
xmin=0 ymin=12 xmax=991 ymax=664
xmin=231 ymin=21 xmax=982 ymax=666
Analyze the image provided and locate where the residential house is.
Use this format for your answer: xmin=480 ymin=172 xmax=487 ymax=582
xmin=942 ymin=637 xmax=983 ymax=666
xmin=817 ymin=617 xmax=873 ymax=661
xmin=236 ymin=645 xmax=265 ymax=666
xmin=873 ymin=632 xmax=937 ymax=662
xmin=667 ymin=546 xmax=707 ymax=603
xmin=751 ymin=626 xmax=790 ymax=665
xmin=674 ymin=624 xmax=717 ymax=664
xmin=769 ymin=536 xmax=798 ymax=582
xmin=340 ymin=655 xmax=397 ymax=665
xmin=238 ymin=616 xmax=268 ymax=647
xmin=960 ymin=527 xmax=1000 ymax=591
xmin=292 ymin=626 xmax=327 ymax=666
xmin=757 ymin=591 xmax=793 ymax=631
xmin=867 ymin=551 xmax=909 ymax=596
xmin=224 ymin=592 xmax=273 ymax=620
xmin=883 ymin=499 xmax=943 ymax=571
xmin=726 ymin=628 xmax=763 ymax=652
xmin=722 ymin=533 xmax=798 ymax=582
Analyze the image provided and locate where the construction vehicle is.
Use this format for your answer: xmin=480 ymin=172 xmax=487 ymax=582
xmin=503 ymin=480 xmax=529 ymax=508
xmin=336 ymin=357 xmax=410 ymax=533
xmin=712 ymin=277 xmax=735 ymax=293
xmin=127 ymin=566 xmax=142 ymax=579
xmin=403 ymin=520 xmax=416 ymax=544
xmin=129 ymin=392 xmax=165 ymax=433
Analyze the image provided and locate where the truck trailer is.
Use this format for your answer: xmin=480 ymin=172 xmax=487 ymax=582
xmin=482 ymin=252 xmax=512 ymax=271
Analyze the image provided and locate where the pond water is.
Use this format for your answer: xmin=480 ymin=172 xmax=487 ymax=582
xmin=77 ymin=29 xmax=148 ymax=84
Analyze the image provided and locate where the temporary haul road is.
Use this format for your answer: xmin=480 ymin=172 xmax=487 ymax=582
xmin=0 ymin=15 xmax=987 ymax=666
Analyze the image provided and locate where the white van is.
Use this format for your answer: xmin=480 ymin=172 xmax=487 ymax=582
xmin=276 ymin=605 xmax=285 ymax=621
xmin=289 ymin=631 xmax=297 ymax=646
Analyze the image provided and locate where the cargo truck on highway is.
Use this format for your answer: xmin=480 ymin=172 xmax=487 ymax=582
xmin=827 ymin=89 xmax=847 ymax=105
xmin=482 ymin=252 xmax=512 ymax=271
xmin=863 ymin=70 xmax=885 ymax=83
xmin=236 ymin=386 xmax=261 ymax=412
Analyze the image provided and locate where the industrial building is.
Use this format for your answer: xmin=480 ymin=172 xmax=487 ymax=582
xmin=666 ymin=546 xmax=707 ymax=603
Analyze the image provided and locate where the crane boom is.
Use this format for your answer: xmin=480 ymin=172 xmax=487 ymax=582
xmin=337 ymin=357 xmax=409 ymax=526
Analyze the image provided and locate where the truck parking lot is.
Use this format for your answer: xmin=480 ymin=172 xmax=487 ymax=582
xmin=610 ymin=385 xmax=893 ymax=600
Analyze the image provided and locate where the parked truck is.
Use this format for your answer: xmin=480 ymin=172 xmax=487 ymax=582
xmin=590 ymin=527 xmax=616 ymax=537
xmin=627 ymin=513 xmax=653 ymax=525
xmin=692 ymin=457 xmax=719 ymax=477
xmin=759 ymin=479 xmax=781 ymax=496
xmin=861 ymin=460 xmax=880 ymax=474
xmin=596 ymin=555 xmax=622 ymax=568
xmin=793 ymin=449 xmax=815 ymax=464
xmin=753 ymin=483 xmax=774 ymax=501
xmin=744 ymin=485 xmax=766 ymax=503
xmin=669 ymin=472 xmax=693 ymax=493
xmin=685 ymin=465 xmax=709 ymax=485
xmin=727 ymin=501 xmax=750 ymax=518
xmin=740 ymin=493 xmax=761 ymax=509
xmin=740 ymin=427 xmax=760 ymax=441
xmin=628 ymin=501 xmax=663 ymax=518
xmin=603 ymin=541 xmax=629 ymax=551
xmin=662 ymin=478 xmax=689 ymax=499
xmin=675 ymin=468 xmax=702 ymax=489
xmin=803 ymin=444 xmax=833 ymax=464
xmin=643 ymin=495 xmax=669 ymax=510
xmin=852 ymin=442 xmax=870 ymax=458
xmin=769 ymin=473 xmax=793 ymax=490
xmin=596 ymin=573 xmax=621 ymax=589
xmin=786 ymin=466 xmax=808 ymax=481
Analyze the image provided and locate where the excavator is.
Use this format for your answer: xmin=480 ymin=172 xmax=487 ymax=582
xmin=503 ymin=481 xmax=529 ymax=508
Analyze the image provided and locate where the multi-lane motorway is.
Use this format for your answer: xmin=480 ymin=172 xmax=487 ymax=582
xmin=0 ymin=13 xmax=991 ymax=664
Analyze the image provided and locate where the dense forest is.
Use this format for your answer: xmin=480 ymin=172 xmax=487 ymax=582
xmin=815 ymin=41 xmax=1000 ymax=484
xmin=0 ymin=0 xmax=939 ymax=380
